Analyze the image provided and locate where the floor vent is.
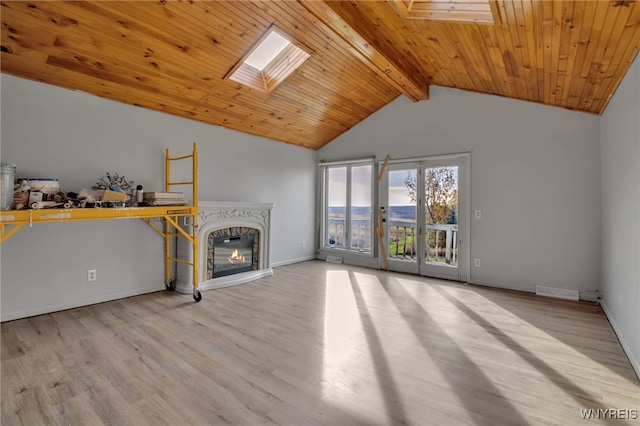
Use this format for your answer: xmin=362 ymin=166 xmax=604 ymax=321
xmin=536 ymin=285 xmax=579 ymax=301
xmin=325 ymin=255 xmax=343 ymax=264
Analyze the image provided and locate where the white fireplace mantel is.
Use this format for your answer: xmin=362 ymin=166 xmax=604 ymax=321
xmin=175 ymin=201 xmax=275 ymax=293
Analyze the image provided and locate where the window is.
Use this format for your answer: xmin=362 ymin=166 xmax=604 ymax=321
xmin=393 ymin=0 xmax=496 ymax=24
xmin=244 ymin=31 xmax=290 ymax=70
xmin=320 ymin=159 xmax=374 ymax=254
xmin=224 ymin=26 xmax=310 ymax=94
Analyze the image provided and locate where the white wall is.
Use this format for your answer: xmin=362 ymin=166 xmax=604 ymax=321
xmin=0 ymin=74 xmax=316 ymax=321
xmin=319 ymin=86 xmax=602 ymax=295
xmin=600 ymin=53 xmax=640 ymax=376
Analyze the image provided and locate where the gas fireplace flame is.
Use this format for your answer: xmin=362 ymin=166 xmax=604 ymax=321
xmin=228 ymin=248 xmax=246 ymax=264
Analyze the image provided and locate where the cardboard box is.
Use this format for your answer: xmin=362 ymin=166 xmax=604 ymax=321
xmin=101 ymin=189 xmax=128 ymax=202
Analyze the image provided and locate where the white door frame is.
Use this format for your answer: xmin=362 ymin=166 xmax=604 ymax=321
xmin=378 ymin=152 xmax=470 ymax=282
xmin=380 ymin=161 xmax=421 ymax=275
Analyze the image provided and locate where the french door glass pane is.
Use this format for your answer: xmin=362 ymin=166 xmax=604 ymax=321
xmin=388 ymin=169 xmax=417 ymax=262
xmin=327 ymin=167 xmax=346 ymax=248
xmin=350 ymin=165 xmax=371 ymax=250
xmin=424 ymin=166 xmax=458 ymax=267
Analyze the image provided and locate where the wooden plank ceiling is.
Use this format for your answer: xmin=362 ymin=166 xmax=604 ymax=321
xmin=2 ymin=1 xmax=639 ymax=150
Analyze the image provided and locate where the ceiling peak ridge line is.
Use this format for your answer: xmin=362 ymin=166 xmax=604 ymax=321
xmin=298 ymin=0 xmax=429 ymax=102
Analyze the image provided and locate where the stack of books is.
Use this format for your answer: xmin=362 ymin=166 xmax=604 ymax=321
xmin=143 ymin=192 xmax=187 ymax=206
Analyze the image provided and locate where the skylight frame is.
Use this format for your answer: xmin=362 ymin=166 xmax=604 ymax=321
xmin=392 ymin=0 xmax=499 ymax=25
xmin=224 ymin=25 xmax=312 ymax=94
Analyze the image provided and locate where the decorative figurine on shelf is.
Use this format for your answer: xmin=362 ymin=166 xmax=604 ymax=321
xmin=92 ymin=172 xmax=135 ymax=206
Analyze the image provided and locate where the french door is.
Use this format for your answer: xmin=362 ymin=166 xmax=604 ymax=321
xmin=379 ymin=154 xmax=469 ymax=281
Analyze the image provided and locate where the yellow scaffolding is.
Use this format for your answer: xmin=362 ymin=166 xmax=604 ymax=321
xmin=0 ymin=143 xmax=202 ymax=302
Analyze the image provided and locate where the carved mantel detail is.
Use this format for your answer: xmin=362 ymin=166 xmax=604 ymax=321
xmin=199 ymin=209 xmax=269 ymax=227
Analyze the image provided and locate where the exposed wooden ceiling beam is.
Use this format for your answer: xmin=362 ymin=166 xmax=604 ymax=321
xmin=298 ymin=0 xmax=430 ymax=102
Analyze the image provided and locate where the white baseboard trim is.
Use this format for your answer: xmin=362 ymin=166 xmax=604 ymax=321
xmin=600 ymin=300 xmax=640 ymax=379
xmin=271 ymin=255 xmax=316 ymax=268
xmin=315 ymin=251 xmax=380 ymax=270
xmin=1 ymin=285 xmax=163 ymax=322
xmin=535 ymin=285 xmax=579 ymax=301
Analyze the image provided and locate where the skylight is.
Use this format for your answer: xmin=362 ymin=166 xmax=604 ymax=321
xmin=244 ymin=31 xmax=291 ymax=71
xmin=393 ymin=0 xmax=496 ymax=24
xmin=224 ymin=26 xmax=310 ymax=94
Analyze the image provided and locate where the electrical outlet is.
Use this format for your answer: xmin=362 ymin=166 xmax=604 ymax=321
xmin=474 ymin=259 xmax=481 ymax=267
xmin=88 ymin=269 xmax=97 ymax=282
xmin=474 ymin=209 xmax=482 ymax=219
xmin=302 ymin=241 xmax=306 ymax=248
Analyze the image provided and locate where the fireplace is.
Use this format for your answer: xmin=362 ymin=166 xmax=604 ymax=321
xmin=176 ymin=201 xmax=274 ymax=293
xmin=208 ymin=228 xmax=259 ymax=278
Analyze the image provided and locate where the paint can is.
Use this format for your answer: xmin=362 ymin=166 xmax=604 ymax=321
xmin=0 ymin=163 xmax=16 ymax=210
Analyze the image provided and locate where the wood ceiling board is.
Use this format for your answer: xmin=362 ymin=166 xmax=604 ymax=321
xmin=246 ymin=1 xmax=403 ymax=106
xmin=518 ymin=0 xmax=541 ymax=102
xmin=328 ymin=0 xmax=640 ymax=114
xmin=251 ymin=3 xmax=404 ymax=114
xmin=563 ymin=1 xmax=614 ymax=111
xmin=2 ymin=1 xmax=640 ymax=149
xmin=1 ymin=1 xmax=400 ymax=150
xmin=299 ymin=0 xmax=430 ymax=101
xmin=38 ymin=41 xmax=353 ymax=139
xmin=565 ymin=1 xmax=602 ymax=110
xmin=591 ymin=2 xmax=640 ymax=113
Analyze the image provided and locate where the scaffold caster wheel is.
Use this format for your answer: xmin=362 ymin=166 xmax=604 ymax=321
xmin=193 ymin=290 xmax=202 ymax=302
xmin=165 ymin=279 xmax=176 ymax=291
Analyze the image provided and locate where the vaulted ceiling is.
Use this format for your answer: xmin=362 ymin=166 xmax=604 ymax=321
xmin=2 ymin=1 xmax=639 ymax=150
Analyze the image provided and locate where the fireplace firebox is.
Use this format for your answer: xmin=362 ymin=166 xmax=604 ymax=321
xmin=212 ymin=235 xmax=254 ymax=277
xmin=206 ymin=227 xmax=260 ymax=279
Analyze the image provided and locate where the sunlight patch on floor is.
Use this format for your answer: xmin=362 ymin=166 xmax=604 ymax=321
xmin=351 ymin=271 xmax=478 ymax=424
xmin=321 ymin=270 xmax=384 ymax=421
xmin=323 ymin=271 xmax=361 ymax=366
xmin=469 ymin=291 xmax=640 ymax=386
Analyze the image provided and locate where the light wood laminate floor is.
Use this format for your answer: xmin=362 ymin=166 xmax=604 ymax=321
xmin=2 ymin=260 xmax=639 ymax=425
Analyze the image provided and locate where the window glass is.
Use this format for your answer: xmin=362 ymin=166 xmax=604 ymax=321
xmin=350 ymin=165 xmax=372 ymax=250
xmin=326 ymin=167 xmax=346 ymax=248
xmin=322 ymin=162 xmax=373 ymax=254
